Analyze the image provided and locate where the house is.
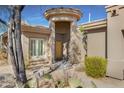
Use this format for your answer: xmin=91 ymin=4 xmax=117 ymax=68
xmin=44 ymin=7 xmax=84 ymax=64
xmin=43 ymin=6 xmax=124 ymax=80
xmin=80 ymin=19 xmax=107 ymax=58
xmin=1 ymin=23 xmax=51 ymax=67
xmin=0 ymin=32 xmax=7 ymax=50
xmin=79 ymin=5 xmax=124 ymax=80
xmin=1 ymin=5 xmax=124 ymax=80
xmin=106 ymin=5 xmax=124 ymax=80
xmin=21 ymin=24 xmax=50 ymax=63
xmin=0 ymin=34 xmax=3 ymax=49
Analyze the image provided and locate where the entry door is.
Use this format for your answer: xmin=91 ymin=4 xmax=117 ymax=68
xmin=55 ymin=40 xmax=63 ymax=60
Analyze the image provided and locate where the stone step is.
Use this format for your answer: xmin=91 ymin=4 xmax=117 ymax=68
xmin=29 ymin=61 xmax=48 ymax=65
xmin=27 ymin=61 xmax=49 ymax=70
xmin=27 ymin=65 xmax=42 ymax=70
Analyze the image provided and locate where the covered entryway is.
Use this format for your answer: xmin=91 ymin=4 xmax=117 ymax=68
xmin=44 ymin=7 xmax=82 ymax=63
xmin=55 ymin=21 xmax=70 ymax=61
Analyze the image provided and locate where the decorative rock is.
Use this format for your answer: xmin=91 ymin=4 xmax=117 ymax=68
xmin=39 ymin=79 xmax=55 ymax=88
xmin=27 ymin=75 xmax=38 ymax=88
xmin=68 ymin=30 xmax=85 ymax=65
xmin=51 ymin=69 xmax=66 ymax=81
xmin=0 ymin=75 xmax=5 ymax=80
xmin=68 ymin=78 xmax=83 ymax=88
xmin=0 ymin=73 xmax=15 ymax=88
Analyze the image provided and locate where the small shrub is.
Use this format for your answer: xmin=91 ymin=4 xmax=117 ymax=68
xmin=0 ymin=49 xmax=7 ymax=60
xmin=79 ymin=26 xmax=84 ymax=32
xmin=43 ymin=73 xmax=52 ymax=80
xmin=0 ymin=49 xmax=7 ymax=65
xmin=68 ymin=78 xmax=83 ymax=88
xmin=55 ymin=80 xmax=65 ymax=88
xmin=85 ymin=56 xmax=107 ymax=78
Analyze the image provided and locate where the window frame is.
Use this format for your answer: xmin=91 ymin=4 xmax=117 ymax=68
xmin=29 ymin=38 xmax=45 ymax=60
xmin=111 ymin=9 xmax=119 ymax=17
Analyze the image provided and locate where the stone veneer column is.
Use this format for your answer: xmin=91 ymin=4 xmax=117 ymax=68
xmin=68 ymin=20 xmax=76 ymax=64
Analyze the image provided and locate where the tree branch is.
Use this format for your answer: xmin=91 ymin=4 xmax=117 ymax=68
xmin=0 ymin=18 xmax=8 ymax=26
xmin=20 ymin=6 xmax=25 ymax=12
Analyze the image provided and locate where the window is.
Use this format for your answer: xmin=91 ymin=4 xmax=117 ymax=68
xmin=30 ymin=38 xmax=44 ymax=57
xmin=111 ymin=9 xmax=119 ymax=17
xmin=122 ymin=30 xmax=124 ymax=38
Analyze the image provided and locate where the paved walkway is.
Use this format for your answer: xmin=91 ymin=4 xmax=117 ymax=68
xmin=76 ymin=71 xmax=124 ymax=88
xmin=90 ymin=75 xmax=124 ymax=88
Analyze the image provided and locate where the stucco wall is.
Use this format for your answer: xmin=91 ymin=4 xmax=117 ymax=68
xmin=21 ymin=34 xmax=29 ymax=65
xmin=106 ymin=6 xmax=124 ymax=79
xmin=21 ymin=32 xmax=49 ymax=63
xmin=87 ymin=28 xmax=106 ymax=58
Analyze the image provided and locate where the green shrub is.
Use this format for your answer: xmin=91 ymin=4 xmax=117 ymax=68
xmin=85 ymin=56 xmax=107 ymax=78
xmin=79 ymin=26 xmax=84 ymax=32
xmin=43 ymin=73 xmax=52 ymax=79
xmin=68 ymin=78 xmax=83 ymax=88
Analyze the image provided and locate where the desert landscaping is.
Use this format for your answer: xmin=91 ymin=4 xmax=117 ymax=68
xmin=1 ymin=55 xmax=124 ymax=88
xmin=0 ymin=5 xmax=124 ymax=88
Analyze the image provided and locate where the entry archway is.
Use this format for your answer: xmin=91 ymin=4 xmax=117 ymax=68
xmin=44 ymin=7 xmax=82 ymax=63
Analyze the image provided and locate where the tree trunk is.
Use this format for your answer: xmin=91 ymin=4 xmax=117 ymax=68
xmin=14 ymin=6 xmax=27 ymax=84
xmin=8 ymin=7 xmax=20 ymax=81
xmin=8 ymin=6 xmax=27 ymax=87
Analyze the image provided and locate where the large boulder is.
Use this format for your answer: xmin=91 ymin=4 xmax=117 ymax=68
xmin=68 ymin=30 xmax=85 ymax=64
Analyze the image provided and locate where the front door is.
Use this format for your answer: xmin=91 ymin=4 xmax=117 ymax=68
xmin=55 ymin=40 xmax=63 ymax=60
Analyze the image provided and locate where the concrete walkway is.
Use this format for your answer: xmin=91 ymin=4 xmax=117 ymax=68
xmin=91 ymin=76 xmax=124 ymax=88
xmin=79 ymin=71 xmax=124 ymax=88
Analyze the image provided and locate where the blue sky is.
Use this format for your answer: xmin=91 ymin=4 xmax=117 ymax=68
xmin=0 ymin=5 xmax=106 ymax=34
xmin=22 ymin=5 xmax=107 ymax=26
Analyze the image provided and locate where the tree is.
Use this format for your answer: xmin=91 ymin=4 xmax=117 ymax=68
xmin=0 ymin=5 xmax=27 ymax=87
xmin=9 ymin=5 xmax=27 ymax=87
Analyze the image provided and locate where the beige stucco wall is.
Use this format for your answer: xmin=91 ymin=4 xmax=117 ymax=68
xmin=21 ymin=33 xmax=29 ymax=65
xmin=8 ymin=31 xmax=49 ymax=70
xmin=106 ymin=6 xmax=124 ymax=79
xmin=87 ymin=30 xmax=106 ymax=58
xmin=22 ymin=32 xmax=49 ymax=62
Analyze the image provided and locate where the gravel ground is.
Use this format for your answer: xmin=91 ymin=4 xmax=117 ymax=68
xmin=0 ymin=64 xmax=16 ymax=88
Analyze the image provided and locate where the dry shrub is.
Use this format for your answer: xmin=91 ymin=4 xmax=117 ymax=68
xmin=0 ymin=49 xmax=7 ymax=65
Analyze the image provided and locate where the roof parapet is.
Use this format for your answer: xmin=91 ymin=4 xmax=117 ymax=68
xmin=44 ymin=7 xmax=82 ymax=21
xmin=79 ymin=19 xmax=107 ymax=30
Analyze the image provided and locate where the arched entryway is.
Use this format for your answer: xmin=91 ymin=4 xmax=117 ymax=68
xmin=44 ymin=7 xmax=82 ymax=63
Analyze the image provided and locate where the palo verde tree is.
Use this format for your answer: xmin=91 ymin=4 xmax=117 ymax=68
xmin=0 ymin=5 xmax=28 ymax=87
